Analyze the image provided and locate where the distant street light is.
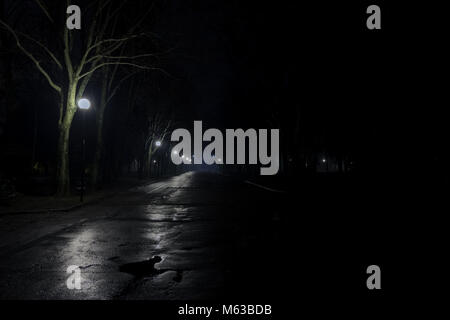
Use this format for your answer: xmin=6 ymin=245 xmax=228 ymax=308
xmin=77 ymin=98 xmax=91 ymax=203
xmin=155 ymin=140 xmax=162 ymax=147
xmin=322 ymin=158 xmax=327 ymax=163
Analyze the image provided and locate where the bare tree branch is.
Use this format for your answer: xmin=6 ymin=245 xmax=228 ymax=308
xmin=78 ymin=62 xmax=166 ymax=80
xmin=63 ymin=26 xmax=74 ymax=80
xmin=87 ymin=35 xmax=142 ymax=54
xmin=0 ymin=19 xmax=61 ymax=93
xmin=16 ymin=30 xmax=63 ymax=69
xmin=105 ymin=71 xmax=139 ymax=106
xmin=62 ymin=0 xmax=75 ymax=79
xmin=86 ymin=53 xmax=157 ymax=64
xmin=107 ymin=45 xmax=127 ymax=90
xmin=33 ymin=0 xmax=54 ymax=24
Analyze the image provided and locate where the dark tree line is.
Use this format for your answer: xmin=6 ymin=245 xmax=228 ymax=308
xmin=0 ymin=0 xmax=178 ymax=196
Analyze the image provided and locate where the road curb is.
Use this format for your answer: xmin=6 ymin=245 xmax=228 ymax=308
xmin=0 ymin=176 xmax=176 ymax=216
xmin=0 ymin=192 xmax=118 ymax=216
xmin=244 ymin=180 xmax=285 ymax=193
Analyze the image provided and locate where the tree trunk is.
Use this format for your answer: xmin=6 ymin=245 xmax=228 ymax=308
xmin=56 ymin=84 xmax=77 ymax=196
xmin=145 ymin=143 xmax=154 ymax=177
xmin=0 ymin=6 xmax=19 ymax=140
xmin=147 ymin=151 xmax=153 ymax=177
xmin=91 ymin=77 xmax=108 ymax=188
xmin=91 ymin=108 xmax=105 ymax=188
xmin=31 ymin=104 xmax=38 ymax=168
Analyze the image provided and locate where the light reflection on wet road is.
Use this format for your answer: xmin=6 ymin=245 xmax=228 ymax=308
xmin=0 ymin=172 xmax=279 ymax=300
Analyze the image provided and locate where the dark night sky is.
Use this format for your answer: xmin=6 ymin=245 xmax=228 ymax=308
xmin=156 ymin=1 xmax=379 ymax=123
xmin=153 ymin=0 xmax=448 ymax=168
xmin=2 ymin=0 xmax=448 ymax=174
xmin=155 ymin=0 xmax=234 ymax=127
xmin=153 ymin=1 xmax=387 ymax=152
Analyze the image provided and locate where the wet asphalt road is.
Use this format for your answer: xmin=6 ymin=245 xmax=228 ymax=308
xmin=0 ymin=172 xmax=281 ymax=300
xmin=1 ymin=171 xmax=444 ymax=305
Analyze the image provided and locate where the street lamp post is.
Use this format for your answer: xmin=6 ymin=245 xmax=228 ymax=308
xmin=77 ymin=98 xmax=91 ymax=202
xmin=154 ymin=140 xmax=162 ymax=176
xmin=322 ymin=157 xmax=329 ymax=172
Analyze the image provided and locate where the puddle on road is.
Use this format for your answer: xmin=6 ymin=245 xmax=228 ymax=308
xmin=119 ymin=256 xmax=183 ymax=282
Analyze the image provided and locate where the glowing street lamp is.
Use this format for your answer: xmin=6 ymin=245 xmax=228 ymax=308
xmin=77 ymin=98 xmax=91 ymax=110
xmin=155 ymin=140 xmax=162 ymax=147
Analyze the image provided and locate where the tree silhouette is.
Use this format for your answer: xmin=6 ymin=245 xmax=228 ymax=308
xmin=0 ymin=0 xmax=162 ymax=195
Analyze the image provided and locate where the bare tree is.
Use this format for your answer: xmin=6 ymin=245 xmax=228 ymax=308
xmin=91 ymin=59 xmax=140 ymax=187
xmin=0 ymin=0 xmax=22 ymax=138
xmin=0 ymin=0 xmax=161 ymax=195
xmin=142 ymin=111 xmax=172 ymax=177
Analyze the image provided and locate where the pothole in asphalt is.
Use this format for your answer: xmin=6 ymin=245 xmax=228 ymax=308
xmin=119 ymin=256 xmax=183 ymax=282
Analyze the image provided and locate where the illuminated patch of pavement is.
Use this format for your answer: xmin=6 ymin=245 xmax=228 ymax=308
xmin=0 ymin=172 xmax=278 ymax=299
